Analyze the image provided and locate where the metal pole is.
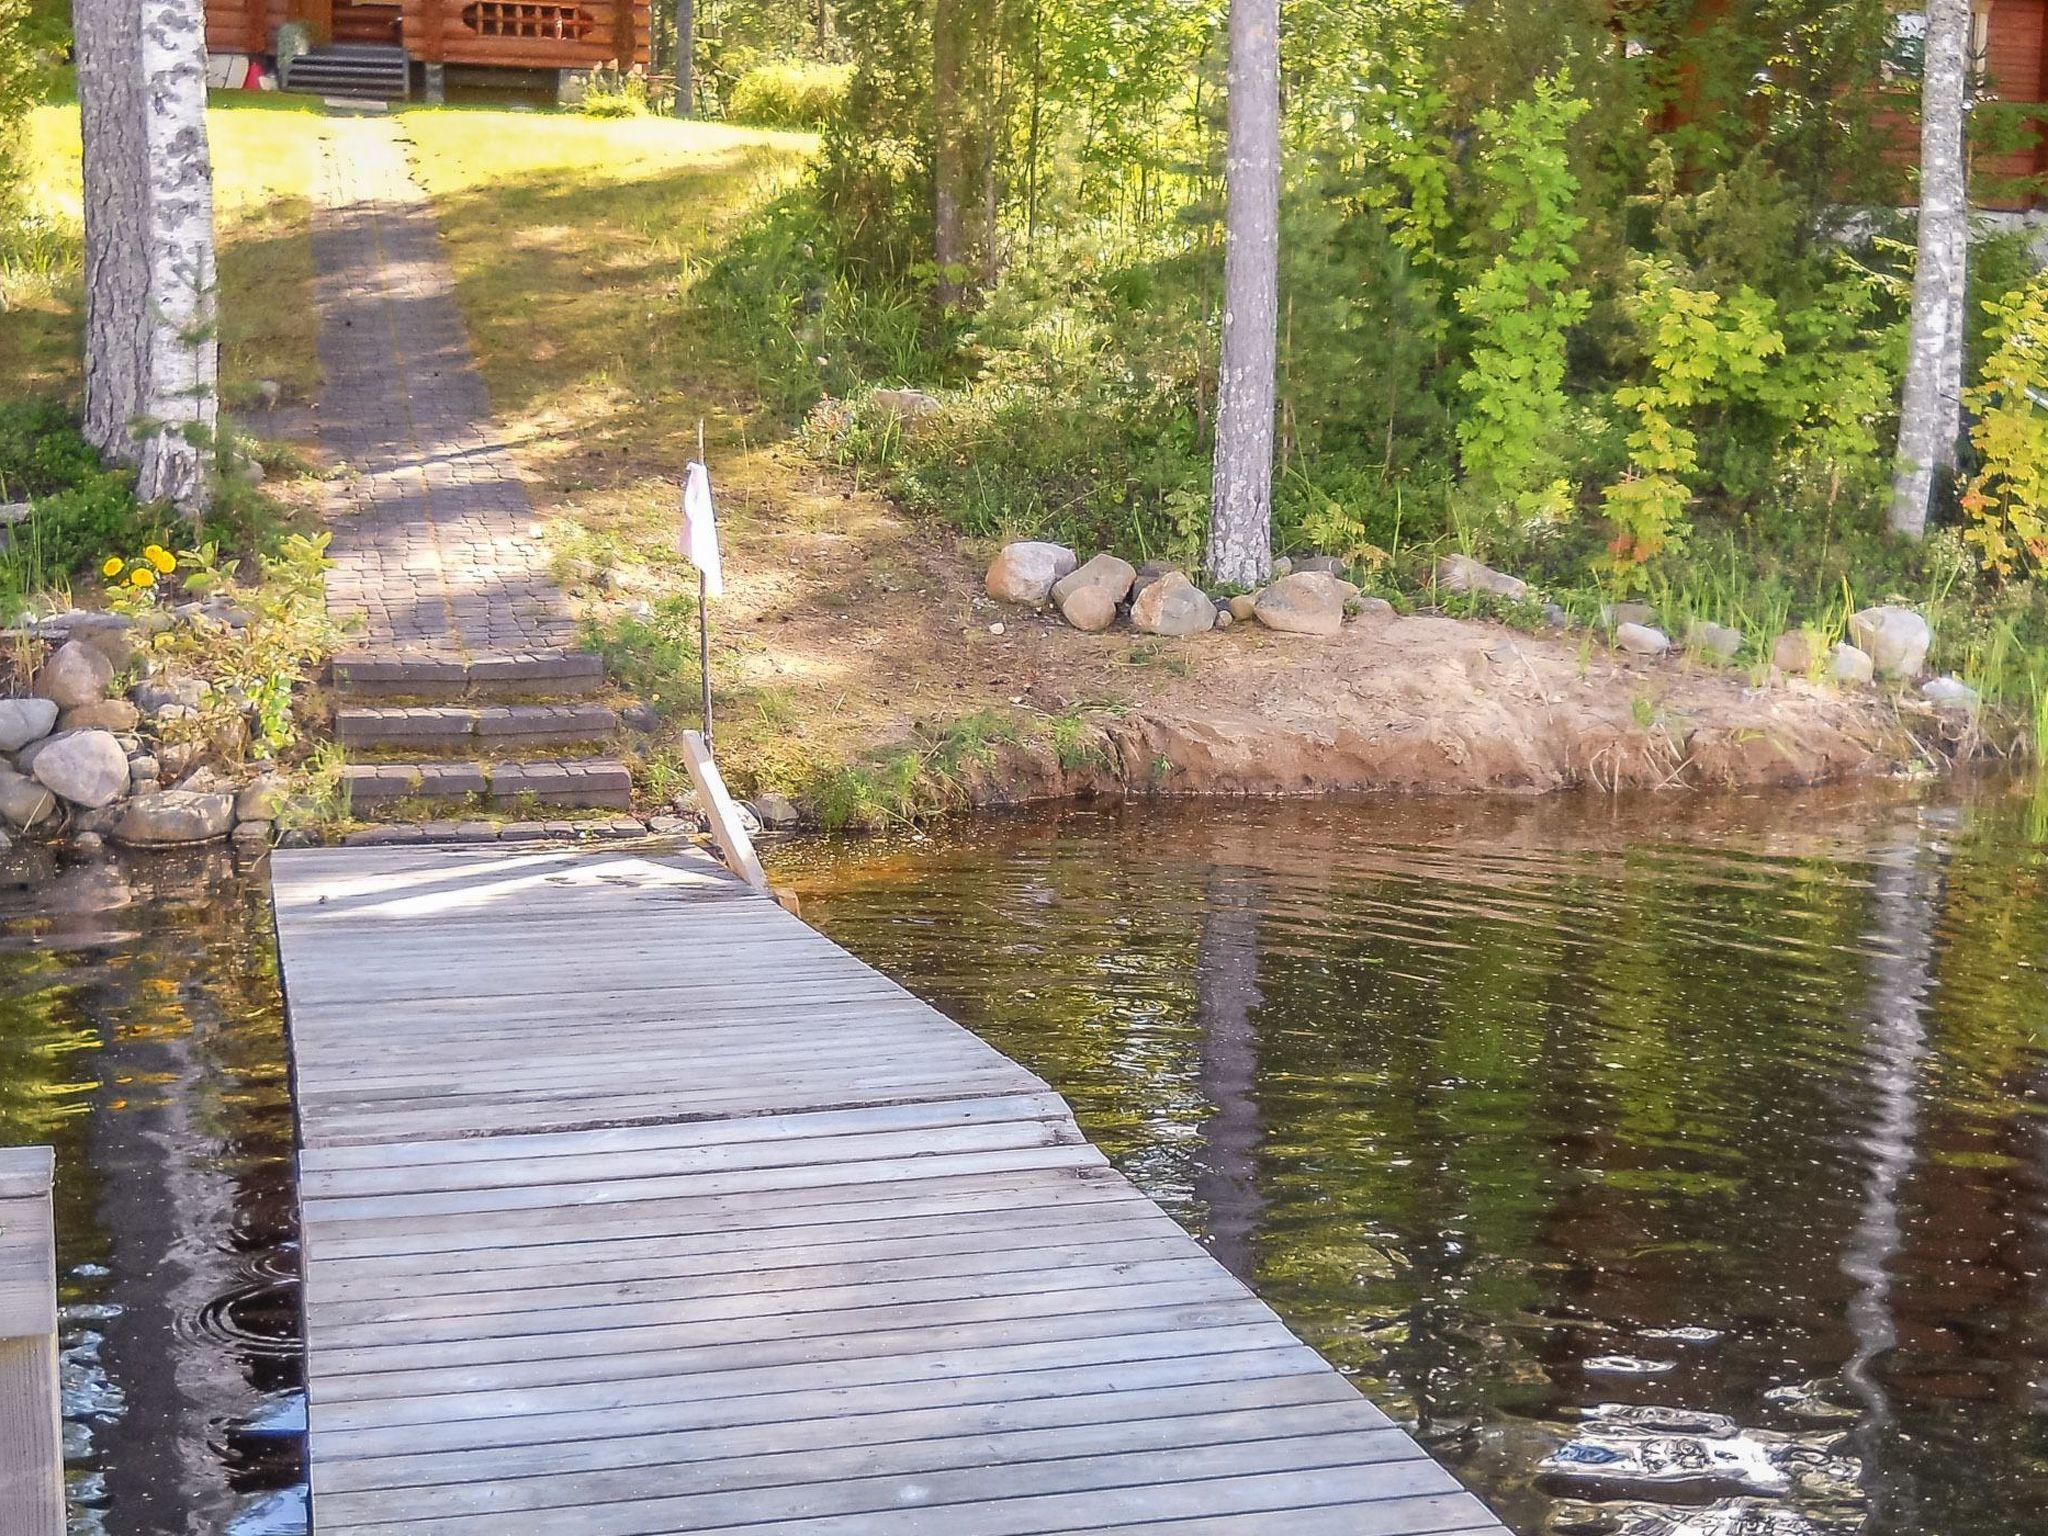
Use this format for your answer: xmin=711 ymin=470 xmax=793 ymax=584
xmin=696 ymin=419 xmax=711 ymax=755
xmin=698 ymin=566 xmax=712 ymax=756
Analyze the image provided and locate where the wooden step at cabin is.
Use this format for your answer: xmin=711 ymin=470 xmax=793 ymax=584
xmin=331 ymin=650 xmax=605 ymax=700
xmin=279 ymin=44 xmax=409 ymax=101
xmin=343 ymin=757 xmax=634 ymax=811
xmin=337 ymin=703 xmax=618 ymax=751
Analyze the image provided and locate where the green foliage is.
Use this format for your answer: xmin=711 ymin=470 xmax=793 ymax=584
xmin=580 ymin=69 xmax=653 ymax=117
xmin=808 ymin=710 xmax=1023 ymax=828
xmin=1453 ymin=74 xmax=1591 ymax=529
xmin=705 ymin=0 xmax=1945 ymax=632
xmin=1961 ymin=273 xmax=2048 ymax=578
xmin=0 ymin=398 xmax=102 ymax=500
xmin=1601 ymin=258 xmax=1784 ymax=578
xmin=728 ymin=61 xmax=852 ymax=128
xmin=583 ymin=591 xmax=704 ymax=720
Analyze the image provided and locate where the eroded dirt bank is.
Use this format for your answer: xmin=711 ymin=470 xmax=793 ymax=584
xmin=949 ymin=608 xmax=1918 ymax=807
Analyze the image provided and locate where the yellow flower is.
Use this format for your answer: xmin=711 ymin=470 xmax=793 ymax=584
xmin=101 ymin=557 xmax=124 ymax=579
xmin=128 ymin=567 xmax=155 ymax=589
xmin=145 ymin=544 xmax=176 ymax=574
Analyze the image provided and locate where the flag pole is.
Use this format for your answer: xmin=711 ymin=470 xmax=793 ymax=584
xmin=696 ymin=419 xmax=713 ymax=756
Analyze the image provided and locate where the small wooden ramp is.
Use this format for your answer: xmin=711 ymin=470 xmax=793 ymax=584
xmin=272 ymin=843 xmax=1513 ymax=1536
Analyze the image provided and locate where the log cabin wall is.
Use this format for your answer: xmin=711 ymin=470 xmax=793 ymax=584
xmin=1977 ymin=0 xmax=2048 ymax=206
xmin=203 ymin=0 xmax=650 ymax=68
xmin=399 ymin=0 xmax=650 ymax=67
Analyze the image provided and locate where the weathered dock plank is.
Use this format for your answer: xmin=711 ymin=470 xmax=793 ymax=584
xmin=272 ymin=843 xmax=1513 ymax=1536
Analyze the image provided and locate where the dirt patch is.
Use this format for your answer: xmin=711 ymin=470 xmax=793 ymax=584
xmin=622 ymin=458 xmax=1912 ymax=805
xmin=952 ymin=609 xmax=1907 ymax=806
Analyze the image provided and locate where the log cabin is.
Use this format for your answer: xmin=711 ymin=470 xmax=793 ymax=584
xmin=204 ymin=0 xmax=652 ymax=102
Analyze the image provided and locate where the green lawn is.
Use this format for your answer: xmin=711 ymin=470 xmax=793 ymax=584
xmin=1 ymin=91 xmax=329 ymax=408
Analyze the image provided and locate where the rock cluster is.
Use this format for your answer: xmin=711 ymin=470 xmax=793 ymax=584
xmin=983 ymin=542 xmax=1380 ymax=641
xmin=0 ymin=619 xmax=287 ymax=856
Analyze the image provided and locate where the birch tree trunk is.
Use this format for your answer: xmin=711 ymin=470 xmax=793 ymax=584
xmin=1207 ymin=0 xmax=1278 ymax=589
xmin=76 ymin=0 xmax=218 ymax=511
xmin=1890 ymin=0 xmax=1970 ymax=539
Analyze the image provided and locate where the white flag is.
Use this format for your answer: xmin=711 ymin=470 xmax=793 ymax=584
xmin=679 ymin=460 xmax=723 ymax=598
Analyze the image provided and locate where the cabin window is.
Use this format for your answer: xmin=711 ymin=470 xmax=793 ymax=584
xmin=459 ymin=2 xmax=598 ymax=40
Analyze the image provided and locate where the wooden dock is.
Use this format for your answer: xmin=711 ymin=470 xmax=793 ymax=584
xmin=272 ymin=842 xmax=1514 ymax=1536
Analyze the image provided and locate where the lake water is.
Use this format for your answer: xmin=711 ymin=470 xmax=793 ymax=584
xmin=5 ymin=782 xmax=2046 ymax=1534
xmin=771 ymin=783 xmax=2048 ymax=1536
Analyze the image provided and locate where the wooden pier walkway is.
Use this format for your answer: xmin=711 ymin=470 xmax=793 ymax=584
xmin=271 ymin=842 xmax=1514 ymax=1536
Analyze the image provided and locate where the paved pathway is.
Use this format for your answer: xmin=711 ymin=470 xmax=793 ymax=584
xmin=311 ymin=114 xmax=576 ymax=661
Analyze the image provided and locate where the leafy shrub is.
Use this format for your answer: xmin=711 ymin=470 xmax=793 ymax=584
xmin=0 ymin=397 xmax=101 ymax=500
xmin=580 ymin=69 xmax=650 ymax=118
xmin=727 ymin=62 xmax=852 ymax=129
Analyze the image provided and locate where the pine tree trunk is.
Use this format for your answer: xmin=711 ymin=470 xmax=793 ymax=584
xmin=1891 ymin=0 xmax=1970 ymax=539
xmin=1207 ymin=0 xmax=1279 ymax=587
xmin=76 ymin=0 xmax=218 ymax=511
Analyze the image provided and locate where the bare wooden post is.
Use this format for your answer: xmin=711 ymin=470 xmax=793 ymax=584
xmin=679 ymin=729 xmax=766 ymax=891
xmin=0 ymin=1146 xmax=62 ymax=1536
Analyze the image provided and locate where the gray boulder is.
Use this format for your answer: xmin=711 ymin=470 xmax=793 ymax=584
xmin=111 ymin=790 xmax=236 ymax=847
xmin=1436 ymin=554 xmax=1527 ymax=601
xmin=1831 ymin=642 xmax=1875 ymax=685
xmin=1847 ymin=606 xmax=1931 ymax=679
xmin=1920 ymin=675 xmax=1978 ymax=713
xmin=1253 ymin=572 xmax=1350 ymax=636
xmin=1602 ymin=601 xmax=1658 ymax=630
xmin=34 ymin=640 xmax=114 ymax=711
xmin=1051 ymin=553 xmax=1137 ymax=608
xmin=748 ymin=793 xmax=801 ymax=831
xmin=31 ymin=730 xmax=129 ymax=809
xmin=0 ymin=697 xmax=58 ymax=753
xmin=1293 ymin=555 xmax=1348 ymax=576
xmin=868 ymin=387 xmax=941 ymax=422
xmin=1058 ymin=585 xmax=1118 ymax=632
xmin=65 ymin=614 xmax=137 ymax=670
xmin=235 ymin=774 xmax=287 ymax=822
xmin=1129 ymin=572 xmax=1216 ymax=637
xmin=985 ymin=542 xmax=1079 ymax=605
xmin=131 ymin=675 xmax=206 ymax=716
xmin=1686 ymin=621 xmax=1743 ymax=661
xmin=1615 ymin=622 xmax=1671 ymax=657
xmin=0 ymin=768 xmax=57 ymax=832
xmin=1356 ymin=596 xmax=1397 ymax=620
xmin=1772 ymin=631 xmax=1820 ymax=674
xmin=1130 ymin=559 xmax=1177 ymax=603
xmin=59 ymin=699 xmax=141 ymax=734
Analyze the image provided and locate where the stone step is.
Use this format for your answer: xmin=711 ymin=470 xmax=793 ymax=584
xmin=336 ymin=703 xmax=617 ymax=751
xmin=331 ymin=650 xmax=605 ymax=701
xmin=342 ymin=758 xmax=634 ymax=811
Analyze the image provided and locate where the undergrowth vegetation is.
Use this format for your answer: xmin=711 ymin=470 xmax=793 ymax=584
xmin=692 ymin=0 xmax=2048 ymax=745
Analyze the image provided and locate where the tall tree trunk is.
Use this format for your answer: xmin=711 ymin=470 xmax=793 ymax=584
xmin=1891 ymin=0 xmax=1970 ymax=539
xmin=673 ymin=0 xmax=693 ymax=116
xmin=76 ymin=0 xmax=218 ymax=510
xmin=1207 ymin=0 xmax=1279 ymax=588
xmin=931 ymin=0 xmax=968 ymax=304
xmin=931 ymin=0 xmax=999 ymax=306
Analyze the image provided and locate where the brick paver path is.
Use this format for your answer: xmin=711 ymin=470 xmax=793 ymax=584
xmin=311 ymin=114 xmax=576 ymax=659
